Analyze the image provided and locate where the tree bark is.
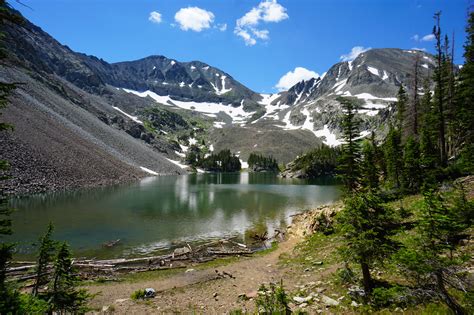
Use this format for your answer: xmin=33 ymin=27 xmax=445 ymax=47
xmin=361 ymin=261 xmax=372 ymax=295
xmin=436 ymin=270 xmax=465 ymax=315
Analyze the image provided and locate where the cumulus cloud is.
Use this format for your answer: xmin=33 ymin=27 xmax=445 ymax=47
xmin=148 ymin=11 xmax=162 ymax=24
xmin=421 ymin=34 xmax=435 ymax=41
xmin=340 ymin=46 xmax=371 ymax=61
xmin=275 ymin=67 xmax=319 ymax=91
xmin=175 ymin=7 xmax=215 ymax=32
xmin=218 ymin=23 xmax=227 ymax=32
xmin=412 ymin=33 xmax=435 ymax=42
xmin=234 ymin=0 xmax=288 ymax=46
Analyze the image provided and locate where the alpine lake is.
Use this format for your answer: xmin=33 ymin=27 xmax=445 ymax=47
xmin=8 ymin=172 xmax=342 ymax=259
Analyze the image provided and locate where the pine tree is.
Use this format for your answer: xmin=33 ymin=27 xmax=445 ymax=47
xmin=338 ymin=192 xmax=400 ymax=295
xmin=402 ymin=136 xmax=421 ymax=193
xmin=433 ymin=11 xmax=448 ymax=166
xmin=395 ymin=190 xmax=471 ymax=314
xmin=360 ymin=137 xmax=379 ymax=191
xmin=411 ymin=54 xmax=422 ymax=136
xmin=336 ymin=97 xmax=361 ymax=193
xmin=384 ymin=125 xmax=403 ymax=191
xmin=395 ymin=85 xmax=408 ymax=133
xmin=455 ymin=9 xmax=474 ymax=173
xmin=32 ymin=223 xmax=57 ymax=296
xmin=419 ymin=80 xmax=439 ymax=186
xmin=46 ymin=242 xmax=90 ymax=314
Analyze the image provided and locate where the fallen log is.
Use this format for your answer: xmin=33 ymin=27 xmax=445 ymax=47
xmin=207 ymin=249 xmax=253 ymax=256
xmin=7 ymin=265 xmax=36 ymax=272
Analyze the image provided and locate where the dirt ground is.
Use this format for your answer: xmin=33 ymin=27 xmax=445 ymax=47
xmin=86 ymin=225 xmax=339 ymax=314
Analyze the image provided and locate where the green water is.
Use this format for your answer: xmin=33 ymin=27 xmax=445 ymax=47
xmin=8 ymin=173 xmax=341 ymax=259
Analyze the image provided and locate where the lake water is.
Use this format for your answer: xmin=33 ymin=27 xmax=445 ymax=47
xmin=8 ymin=173 xmax=341 ymax=259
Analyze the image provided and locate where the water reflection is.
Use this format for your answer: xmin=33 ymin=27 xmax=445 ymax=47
xmin=9 ymin=173 xmax=341 ymax=258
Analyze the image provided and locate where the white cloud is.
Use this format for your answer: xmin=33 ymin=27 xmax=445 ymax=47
xmin=275 ymin=67 xmax=319 ymax=91
xmin=340 ymin=46 xmax=371 ymax=61
xmin=218 ymin=23 xmax=227 ymax=32
xmin=148 ymin=11 xmax=162 ymax=24
xmin=421 ymin=34 xmax=435 ymax=42
xmin=235 ymin=29 xmax=256 ymax=46
xmin=234 ymin=0 xmax=288 ymax=46
xmin=412 ymin=33 xmax=435 ymax=42
xmin=174 ymin=7 xmax=215 ymax=32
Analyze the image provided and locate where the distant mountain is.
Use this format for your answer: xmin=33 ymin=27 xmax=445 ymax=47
xmin=252 ymin=48 xmax=437 ymax=145
xmin=0 ymin=10 xmax=445 ymax=194
xmin=5 ymin=16 xmax=262 ymax=107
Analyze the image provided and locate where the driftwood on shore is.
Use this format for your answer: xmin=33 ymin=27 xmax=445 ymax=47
xmin=7 ymin=238 xmax=255 ymax=281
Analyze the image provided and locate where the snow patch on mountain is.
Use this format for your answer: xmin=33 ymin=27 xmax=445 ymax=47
xmin=122 ymin=88 xmax=254 ymax=123
xmin=140 ymin=166 xmax=159 ymax=175
xmin=314 ymin=125 xmax=342 ymax=146
xmin=367 ymin=66 xmax=379 ymax=76
xmin=112 ymin=106 xmax=143 ymax=124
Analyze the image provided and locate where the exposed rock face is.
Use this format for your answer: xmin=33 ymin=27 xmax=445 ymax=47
xmin=254 ymin=48 xmax=439 ymax=145
xmin=3 ymin=17 xmax=262 ymax=107
xmin=287 ymin=204 xmax=342 ymax=238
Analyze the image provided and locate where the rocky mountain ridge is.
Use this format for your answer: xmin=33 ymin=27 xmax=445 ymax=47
xmin=0 ymin=11 xmax=444 ymax=194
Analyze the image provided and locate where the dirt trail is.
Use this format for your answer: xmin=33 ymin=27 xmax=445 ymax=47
xmin=86 ymin=235 xmax=336 ymax=314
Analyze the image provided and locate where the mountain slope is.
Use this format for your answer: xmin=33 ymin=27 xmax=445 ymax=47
xmin=252 ymin=48 xmax=437 ymax=145
xmin=4 ymin=15 xmax=262 ymax=107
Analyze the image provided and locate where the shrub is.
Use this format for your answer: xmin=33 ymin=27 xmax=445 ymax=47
xmin=255 ymin=281 xmax=290 ymax=314
xmin=372 ymin=286 xmax=410 ymax=308
xmin=130 ymin=289 xmax=146 ymax=300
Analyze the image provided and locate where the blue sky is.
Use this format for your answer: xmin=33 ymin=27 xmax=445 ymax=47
xmin=12 ymin=0 xmax=470 ymax=93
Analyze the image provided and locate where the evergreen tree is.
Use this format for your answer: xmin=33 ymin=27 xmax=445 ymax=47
xmin=359 ymin=137 xmax=379 ymax=191
xmin=419 ymin=81 xmax=440 ymax=186
xmin=432 ymin=11 xmax=448 ymax=166
xmin=395 ymin=85 xmax=408 ymax=133
xmin=455 ymin=9 xmax=474 ymax=173
xmin=383 ymin=125 xmax=404 ymax=190
xmin=336 ymin=97 xmax=361 ymax=193
xmin=247 ymin=153 xmax=279 ymax=172
xmin=184 ymin=144 xmax=202 ymax=167
xmin=45 ymin=242 xmax=90 ymax=314
xmin=290 ymin=145 xmax=340 ymax=178
xmin=411 ymin=54 xmax=422 ymax=136
xmin=337 ymin=192 xmax=400 ymax=295
xmin=402 ymin=136 xmax=421 ymax=193
xmin=32 ymin=223 xmax=57 ymax=296
xmin=395 ymin=190 xmax=471 ymax=314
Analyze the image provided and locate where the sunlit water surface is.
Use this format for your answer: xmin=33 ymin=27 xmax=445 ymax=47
xmin=8 ymin=173 xmax=341 ymax=259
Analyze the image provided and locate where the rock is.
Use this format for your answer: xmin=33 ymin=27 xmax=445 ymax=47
xmin=321 ymin=295 xmax=340 ymax=306
xmin=300 ymin=302 xmax=308 ymax=308
xmin=173 ymin=246 xmax=191 ymax=256
xmin=101 ymin=305 xmax=111 ymax=312
xmin=185 ymin=268 xmax=195 ymax=273
xmin=245 ymin=290 xmax=258 ymax=299
xmin=213 ymin=292 xmax=218 ymax=298
xmin=351 ymin=301 xmax=359 ymax=307
xmin=348 ymin=285 xmax=366 ymax=298
xmin=293 ymin=296 xmax=313 ymax=304
xmin=313 ymin=261 xmax=324 ymax=265
xmin=314 ymin=287 xmax=325 ymax=293
xmin=144 ymin=288 xmax=156 ymax=298
xmin=115 ymin=298 xmax=129 ymax=304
